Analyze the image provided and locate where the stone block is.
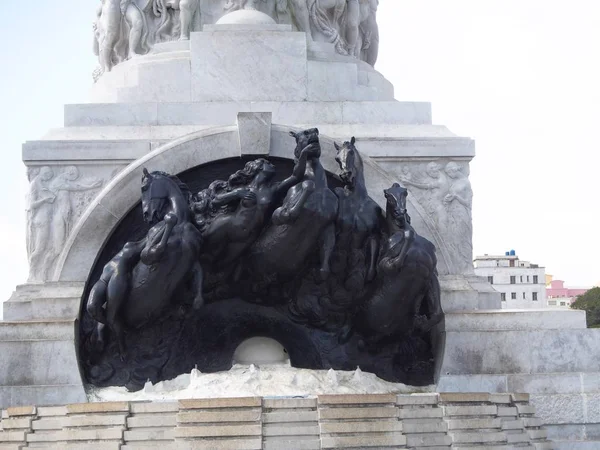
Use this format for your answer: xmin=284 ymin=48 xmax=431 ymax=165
xmin=506 ymin=432 xmax=530 ymax=443
xmin=22 ymin=140 xmax=150 ymax=162
xmin=436 ymin=375 xmax=507 ymax=393
xmin=341 ymin=101 xmax=432 ymax=125
xmin=263 ymin=411 xmax=317 ymax=423
xmin=174 ymin=424 xmax=262 ymax=438
xmin=444 ymin=405 xmax=497 ymax=416
xmin=497 ymin=407 xmax=518 ymax=417
xmin=130 ymin=402 xmax=179 ymax=414
xmin=61 ymin=427 xmax=124 ymax=441
xmin=396 ymin=394 xmax=439 ymax=405
xmin=0 ymin=417 xmax=32 ymax=429
xmin=263 ymin=438 xmax=320 ymax=450
xmin=65 ymin=414 xmax=128 ymax=427
xmin=0 ymin=431 xmax=25 ymax=442
xmin=56 ymin=444 xmax=122 ymax=450
xmin=489 ymin=394 xmax=512 ymax=404
xmin=5 ymin=406 xmax=35 ymax=418
xmin=320 ymin=433 xmax=406 ymax=448
xmin=263 ymin=398 xmax=317 ymax=409
xmin=529 ymin=394 xmax=585 ymax=425
xmin=446 ymin=418 xmax=502 ymax=430
xmin=403 ymin=421 xmax=447 ymax=433
xmin=398 ymin=408 xmax=443 ymax=419
xmin=64 ymin=103 xmax=158 ymax=127
xmin=523 ymin=417 xmax=544 ymax=428
xmin=451 ymin=431 xmax=506 ymax=444
xmin=317 ymin=394 xmax=395 ymax=405
xmin=319 ymin=420 xmax=402 ymax=433
xmin=66 ymin=402 xmax=129 ymax=414
xmin=445 ymin=309 xmax=586 ymax=331
xmin=157 ymin=102 xmax=246 ymax=126
xmin=584 ymin=393 xmax=600 ymax=422
xmin=516 ymin=404 xmax=537 ymax=415
xmin=512 ymin=393 xmax=531 ymax=402
xmin=527 ymin=429 xmax=549 ymax=440
xmin=406 ymin=433 xmax=453 ymax=447
xmin=439 ymin=392 xmax=490 ymax=403
xmin=263 ymin=423 xmax=320 ymax=436
xmin=318 ymin=406 xmax=397 ymax=420
xmin=32 ymin=417 xmax=64 ymax=430
xmin=191 ymin=31 xmax=308 ymax=102
xmin=306 ymin=60 xmax=358 ymax=101
xmin=127 ymin=415 xmax=177 ymax=428
xmin=177 ymin=410 xmax=261 ymax=423
xmin=502 ymin=419 xmax=525 ymax=430
xmin=173 ymin=438 xmax=262 ymax=449
xmin=124 ymin=429 xmax=175 ymax=441
xmin=25 ymin=430 xmax=63 ymax=443
xmin=237 ymin=112 xmax=272 ymax=156
xmin=0 ymin=385 xmax=86 ymax=408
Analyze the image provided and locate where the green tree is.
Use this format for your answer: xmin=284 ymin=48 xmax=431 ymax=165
xmin=571 ymin=287 xmax=600 ymax=328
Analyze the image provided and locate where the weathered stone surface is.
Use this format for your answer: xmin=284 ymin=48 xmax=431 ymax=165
xmin=263 ymin=411 xmax=317 ymax=423
xmin=321 ymin=433 xmax=406 ymax=448
xmin=66 ymin=402 xmax=129 ymax=414
xmin=318 ymin=406 xmax=398 ymax=420
xmin=130 ymin=402 xmax=179 ymax=414
xmin=263 ymin=423 xmax=320 ymax=436
xmin=0 ymin=431 xmax=26 ymax=442
xmin=439 ymin=392 xmax=490 ymax=403
xmin=124 ymin=428 xmax=175 ymax=441
xmin=406 ymin=433 xmax=453 ymax=447
xmin=174 ymin=424 xmax=262 ymax=438
xmin=237 ymin=112 xmax=272 ymax=156
xmin=319 ymin=420 xmax=402 ymax=433
xmin=178 ymin=398 xmax=261 ymax=409
xmin=501 ymin=419 xmax=525 ymax=430
xmin=177 ymin=410 xmax=261 ymax=424
xmin=446 ymin=418 xmax=502 ymax=430
xmin=444 ymin=405 xmax=497 ymax=416
xmin=37 ymin=405 xmax=68 ymax=417
xmin=436 ymin=375 xmax=507 ymax=393
xmin=403 ymin=420 xmax=447 ymax=433
xmin=317 ymin=394 xmax=396 ymax=405
xmin=516 ymin=404 xmax=537 ymax=415
xmin=5 ymin=406 xmax=35 ymax=417
xmin=66 ymin=414 xmax=128 ymax=427
xmin=263 ymin=438 xmax=320 ymax=450
xmin=396 ymin=394 xmax=439 ymax=405
xmin=173 ymin=438 xmax=262 ymax=449
xmin=497 ymin=406 xmax=518 ymax=417
xmin=0 ymin=417 xmax=32 ymax=429
xmin=127 ymin=415 xmax=177 ymax=428
xmin=398 ymin=408 xmax=444 ymax=419
xmin=263 ymin=398 xmax=317 ymax=409
xmin=451 ymin=431 xmax=506 ymax=444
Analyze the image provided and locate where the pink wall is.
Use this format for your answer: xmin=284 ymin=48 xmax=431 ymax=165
xmin=546 ymin=280 xmax=589 ymax=299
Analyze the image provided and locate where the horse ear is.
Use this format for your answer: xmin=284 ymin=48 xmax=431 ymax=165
xmin=143 ymin=168 xmax=150 ymax=177
xmin=392 ymin=182 xmax=400 ymax=188
xmin=351 ymin=136 xmax=356 ymax=145
xmin=289 ymin=131 xmax=297 ymax=139
xmin=334 ymin=141 xmax=341 ymax=151
xmin=315 ymin=128 xmax=319 ymax=135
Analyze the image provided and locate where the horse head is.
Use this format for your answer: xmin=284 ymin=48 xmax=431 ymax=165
xmin=334 ymin=136 xmax=364 ymax=190
xmin=141 ymin=168 xmax=190 ymax=225
xmin=384 ymin=183 xmax=411 ymax=229
xmin=290 ymin=128 xmax=321 ymax=160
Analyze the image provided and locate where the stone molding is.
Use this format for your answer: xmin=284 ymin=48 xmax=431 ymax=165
xmin=0 ymin=393 xmax=551 ymax=449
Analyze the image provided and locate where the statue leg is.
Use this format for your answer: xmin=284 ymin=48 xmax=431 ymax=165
xmin=363 ymin=13 xmax=379 ymax=65
xmin=319 ymin=222 xmax=335 ymax=280
xmin=345 ymin=0 xmax=360 ymax=56
xmin=415 ymin=273 xmax=443 ymax=333
xmin=179 ymin=0 xmax=198 ymax=40
xmin=87 ymin=279 xmax=109 ymax=325
xmin=288 ymin=0 xmax=315 ymax=46
xmin=125 ymin=6 xmax=143 ymax=58
xmin=190 ymin=261 xmax=204 ymax=310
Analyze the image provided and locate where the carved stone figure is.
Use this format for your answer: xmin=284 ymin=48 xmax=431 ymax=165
xmin=94 ymin=0 xmax=151 ymax=74
xmin=26 ymin=167 xmax=56 ymax=282
xmin=48 ymin=167 xmax=103 ymax=269
xmin=153 ymin=0 xmax=200 ymax=41
xmin=356 ymin=183 xmax=443 ymax=348
xmin=86 ymin=170 xmax=203 ymax=358
xmin=443 ymin=162 xmax=473 ymax=273
xmin=80 ymin=128 xmax=442 ymax=389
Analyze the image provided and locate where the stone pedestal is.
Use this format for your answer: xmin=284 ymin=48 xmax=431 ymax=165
xmin=6 ymin=17 xmax=599 ymax=449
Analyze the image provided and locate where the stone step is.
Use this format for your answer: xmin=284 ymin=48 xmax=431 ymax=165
xmin=445 ymin=309 xmax=586 ymax=331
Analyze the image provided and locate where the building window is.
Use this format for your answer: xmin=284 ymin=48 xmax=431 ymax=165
xmin=560 ymin=301 xmax=566 ymax=306
xmin=487 ymin=276 xmax=494 ymax=284
xmin=520 ymin=276 xmax=523 ymax=282
xmin=501 ymin=293 xmax=506 ymax=301
xmin=527 ymin=275 xmax=530 ymax=282
xmin=533 ymin=292 xmax=538 ymax=301
xmin=533 ymin=275 xmax=538 ymax=284
xmin=510 ymin=276 xmax=516 ymax=284
xmin=510 ymin=260 xmax=515 ymax=267
xmin=511 ymin=292 xmax=516 ymax=299
xmin=548 ymin=300 xmax=557 ymax=306
xmin=522 ymin=292 xmax=526 ymax=299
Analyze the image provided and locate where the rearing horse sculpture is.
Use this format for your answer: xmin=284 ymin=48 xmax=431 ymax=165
xmin=357 ymin=183 xmax=443 ymax=348
xmin=86 ymin=169 xmax=204 ymax=358
xmin=246 ymin=128 xmax=338 ymax=283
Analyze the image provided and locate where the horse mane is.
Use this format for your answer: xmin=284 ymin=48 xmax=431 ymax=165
xmin=147 ymin=170 xmax=193 ymax=204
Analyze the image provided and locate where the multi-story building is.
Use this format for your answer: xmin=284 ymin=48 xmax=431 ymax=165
xmin=473 ymin=251 xmax=547 ymax=309
xmin=546 ymin=278 xmax=589 ymax=308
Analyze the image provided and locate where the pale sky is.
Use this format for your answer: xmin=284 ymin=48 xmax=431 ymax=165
xmin=0 ymin=1 xmax=598 ymax=314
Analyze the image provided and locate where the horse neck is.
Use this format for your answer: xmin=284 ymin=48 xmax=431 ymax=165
xmin=385 ymin=206 xmax=401 ymax=233
xmin=307 ymin=158 xmax=328 ymax=187
xmin=350 ymin=151 xmax=368 ymax=197
xmin=166 ymin=182 xmax=190 ymax=222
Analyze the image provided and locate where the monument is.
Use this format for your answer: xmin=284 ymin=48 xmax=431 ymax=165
xmin=0 ymin=1 xmax=596 ymax=448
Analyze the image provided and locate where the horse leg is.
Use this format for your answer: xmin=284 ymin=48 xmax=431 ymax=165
xmin=190 ymin=261 xmax=204 ymax=310
xmin=319 ymin=222 xmax=335 ymax=281
xmin=87 ymin=279 xmax=109 ymax=325
xmin=106 ymin=267 xmax=133 ymax=360
xmin=414 ymin=274 xmax=443 ymax=333
xmin=365 ymin=234 xmax=379 ymax=282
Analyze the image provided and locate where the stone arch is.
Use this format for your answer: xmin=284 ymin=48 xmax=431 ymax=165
xmin=53 ymin=124 xmax=453 ymax=282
